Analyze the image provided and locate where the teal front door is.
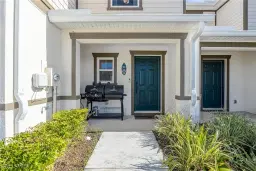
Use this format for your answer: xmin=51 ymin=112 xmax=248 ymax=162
xmin=202 ymin=61 xmax=224 ymax=109
xmin=134 ymin=56 xmax=160 ymax=111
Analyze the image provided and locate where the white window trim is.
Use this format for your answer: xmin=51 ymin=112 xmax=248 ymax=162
xmin=97 ymin=57 xmax=114 ymax=83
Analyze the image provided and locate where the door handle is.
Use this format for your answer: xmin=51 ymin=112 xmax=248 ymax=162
xmin=136 ymin=82 xmax=138 ymax=94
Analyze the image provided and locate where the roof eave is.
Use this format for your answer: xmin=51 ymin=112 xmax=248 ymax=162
xmin=48 ymin=9 xmax=215 ymax=23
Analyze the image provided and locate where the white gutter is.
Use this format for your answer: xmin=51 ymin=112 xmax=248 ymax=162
xmin=202 ymin=47 xmax=256 ymax=51
xmin=202 ymin=31 xmax=256 ymax=37
xmin=13 ymin=0 xmax=28 ymax=134
xmin=190 ymin=22 xmax=205 ymax=123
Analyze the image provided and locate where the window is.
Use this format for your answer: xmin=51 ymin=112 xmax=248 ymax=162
xmin=92 ymin=53 xmax=119 ymax=84
xmin=97 ymin=58 xmax=114 ymax=83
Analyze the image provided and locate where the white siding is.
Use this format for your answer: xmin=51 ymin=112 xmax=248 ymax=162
xmin=216 ymin=0 xmax=243 ymax=30
xmin=78 ymin=0 xmax=183 ymax=14
xmin=248 ymin=0 xmax=256 ymax=30
xmin=48 ymin=0 xmax=76 ymax=9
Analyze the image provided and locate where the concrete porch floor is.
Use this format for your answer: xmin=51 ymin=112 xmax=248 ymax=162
xmin=88 ymin=115 xmax=156 ymax=132
xmin=88 ymin=112 xmax=256 ymax=132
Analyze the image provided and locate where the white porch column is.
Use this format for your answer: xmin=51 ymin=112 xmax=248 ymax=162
xmin=59 ymin=31 xmax=80 ymax=110
xmin=190 ymin=22 xmax=205 ymax=123
xmin=175 ymin=38 xmax=191 ymax=117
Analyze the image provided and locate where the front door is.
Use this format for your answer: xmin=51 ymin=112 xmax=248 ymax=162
xmin=202 ymin=60 xmax=224 ymax=109
xmin=134 ymin=56 xmax=160 ymax=111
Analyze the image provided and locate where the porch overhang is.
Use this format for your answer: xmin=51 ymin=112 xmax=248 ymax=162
xmin=47 ymin=9 xmax=215 ymax=32
xmin=201 ymin=26 xmax=256 ymax=42
xmin=201 ymin=27 xmax=256 ymax=51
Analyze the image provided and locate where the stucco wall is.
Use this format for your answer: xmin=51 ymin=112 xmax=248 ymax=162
xmin=216 ymin=0 xmax=244 ymax=30
xmin=17 ymin=0 xmax=62 ymax=132
xmin=201 ymin=51 xmax=256 ymax=114
xmin=0 ymin=0 xmax=61 ymax=139
xmin=80 ymin=43 xmax=177 ymax=115
xmin=242 ymin=52 xmax=256 ymax=113
xmin=78 ymin=0 xmax=184 ymax=14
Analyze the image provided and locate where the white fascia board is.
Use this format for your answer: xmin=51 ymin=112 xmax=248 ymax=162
xmin=48 ymin=10 xmax=215 ymax=23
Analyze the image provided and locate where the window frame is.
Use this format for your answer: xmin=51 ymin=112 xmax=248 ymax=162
xmin=107 ymin=0 xmax=143 ymax=11
xmin=92 ymin=53 xmax=119 ymax=84
xmin=97 ymin=57 xmax=115 ymax=83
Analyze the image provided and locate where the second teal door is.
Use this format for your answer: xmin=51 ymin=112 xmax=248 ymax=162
xmin=202 ymin=60 xmax=224 ymax=109
xmin=134 ymin=56 xmax=160 ymax=111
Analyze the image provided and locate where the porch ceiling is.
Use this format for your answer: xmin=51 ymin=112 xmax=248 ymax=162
xmin=48 ymin=10 xmax=214 ymax=32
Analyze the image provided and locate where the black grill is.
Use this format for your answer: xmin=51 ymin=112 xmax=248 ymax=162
xmin=85 ymin=84 xmax=104 ymax=101
xmin=81 ymin=83 xmax=126 ymax=120
xmin=105 ymin=84 xmax=124 ymax=99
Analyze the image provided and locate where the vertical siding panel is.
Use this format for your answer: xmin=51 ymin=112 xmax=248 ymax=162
xmin=216 ymin=0 xmax=244 ymax=30
xmin=248 ymin=0 xmax=256 ymax=30
xmin=48 ymin=0 xmax=76 ymax=9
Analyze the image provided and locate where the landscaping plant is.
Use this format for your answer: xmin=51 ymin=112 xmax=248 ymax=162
xmin=208 ymin=113 xmax=256 ymax=170
xmin=0 ymin=109 xmax=88 ymax=171
xmin=155 ymin=113 xmax=231 ymax=171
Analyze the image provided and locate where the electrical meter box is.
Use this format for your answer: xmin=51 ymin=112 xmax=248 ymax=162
xmin=32 ymin=73 xmax=48 ymax=88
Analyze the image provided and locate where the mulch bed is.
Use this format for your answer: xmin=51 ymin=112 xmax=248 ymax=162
xmin=53 ymin=131 xmax=102 ymax=171
xmin=153 ymin=130 xmax=171 ymax=157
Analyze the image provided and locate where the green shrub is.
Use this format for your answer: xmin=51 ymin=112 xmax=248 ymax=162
xmin=208 ymin=113 xmax=256 ymax=170
xmin=208 ymin=113 xmax=256 ymax=151
xmin=0 ymin=109 xmax=88 ymax=171
xmin=155 ymin=113 xmax=231 ymax=171
xmin=235 ymin=151 xmax=256 ymax=171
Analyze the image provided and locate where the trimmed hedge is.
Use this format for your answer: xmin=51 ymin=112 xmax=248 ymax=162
xmin=0 ymin=109 xmax=88 ymax=171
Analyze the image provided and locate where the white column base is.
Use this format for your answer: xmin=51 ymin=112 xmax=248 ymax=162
xmin=175 ymin=100 xmax=191 ymax=119
xmin=60 ymin=100 xmax=80 ymax=111
xmin=176 ymin=100 xmax=201 ymax=122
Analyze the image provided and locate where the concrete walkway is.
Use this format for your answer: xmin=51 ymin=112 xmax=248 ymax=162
xmin=85 ymin=132 xmax=167 ymax=171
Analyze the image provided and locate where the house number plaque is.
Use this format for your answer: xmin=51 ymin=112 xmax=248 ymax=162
xmin=122 ymin=63 xmax=127 ymax=75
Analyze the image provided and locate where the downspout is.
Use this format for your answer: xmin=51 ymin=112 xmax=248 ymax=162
xmin=13 ymin=0 xmax=28 ymax=134
xmin=190 ymin=22 xmax=205 ymax=123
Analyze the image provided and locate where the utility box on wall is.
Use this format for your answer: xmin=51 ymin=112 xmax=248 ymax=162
xmin=32 ymin=73 xmax=48 ymax=88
